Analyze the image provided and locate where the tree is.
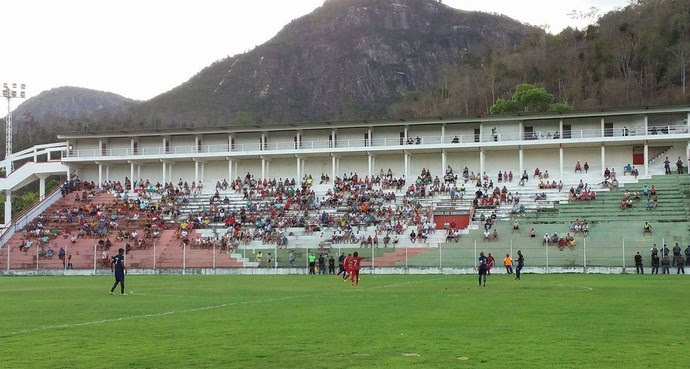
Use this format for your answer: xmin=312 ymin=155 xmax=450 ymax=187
xmin=233 ymin=111 xmax=256 ymax=126
xmin=490 ymin=84 xmax=571 ymax=114
xmin=672 ymin=42 xmax=690 ymax=97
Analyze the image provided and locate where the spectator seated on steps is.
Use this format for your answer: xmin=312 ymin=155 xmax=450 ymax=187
xmin=623 ymin=163 xmax=633 ymax=175
xmin=512 ymin=220 xmax=520 ymax=232
xmin=643 ymin=221 xmax=652 ymax=235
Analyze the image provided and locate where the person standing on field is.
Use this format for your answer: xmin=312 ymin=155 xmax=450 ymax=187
xmin=308 ymin=253 xmax=316 ymax=275
xmin=661 ymin=255 xmax=671 ymax=274
xmin=651 ymin=253 xmax=660 ymax=274
xmin=328 ymin=255 xmax=336 ymax=274
xmin=676 ymin=255 xmax=685 ymax=274
xmin=486 ymin=253 xmax=495 ymax=275
xmin=109 ymin=248 xmax=127 ymax=295
xmin=336 ymin=253 xmax=347 ymax=279
xmin=672 ymin=243 xmax=681 ymax=266
xmin=634 ymin=252 xmax=644 ymax=274
xmin=349 ymin=252 xmax=363 ymax=286
xmin=477 ymin=252 xmax=488 ymax=287
xmin=515 ymin=250 xmax=524 ymax=280
xmin=504 ymin=254 xmax=513 ymax=274
xmin=685 ymin=245 xmax=690 ymax=266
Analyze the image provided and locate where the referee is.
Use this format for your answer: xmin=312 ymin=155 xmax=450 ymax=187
xmin=515 ymin=250 xmax=524 ymax=280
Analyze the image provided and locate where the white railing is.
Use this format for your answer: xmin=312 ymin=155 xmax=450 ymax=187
xmin=2 ymin=142 xmax=68 ymax=171
xmin=64 ymin=124 xmax=690 ymax=159
xmin=0 ymin=184 xmax=63 ymax=249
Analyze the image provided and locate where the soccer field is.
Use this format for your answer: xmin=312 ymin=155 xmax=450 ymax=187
xmin=1 ymin=274 xmax=688 ymax=369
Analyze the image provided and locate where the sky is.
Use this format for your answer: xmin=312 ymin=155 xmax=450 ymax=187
xmin=0 ymin=0 xmax=630 ymax=110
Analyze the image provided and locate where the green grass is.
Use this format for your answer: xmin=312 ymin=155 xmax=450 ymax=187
xmin=2 ymin=274 xmax=689 ymax=368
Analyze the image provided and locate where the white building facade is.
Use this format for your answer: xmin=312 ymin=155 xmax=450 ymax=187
xmin=59 ymin=106 xmax=690 ymax=186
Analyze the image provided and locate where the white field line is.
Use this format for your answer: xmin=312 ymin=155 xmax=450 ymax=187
xmin=3 ymin=276 xmax=450 ymax=338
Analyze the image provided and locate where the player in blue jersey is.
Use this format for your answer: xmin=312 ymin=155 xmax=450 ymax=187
xmin=478 ymin=251 xmax=488 ymax=287
xmin=110 ymin=248 xmax=127 ymax=295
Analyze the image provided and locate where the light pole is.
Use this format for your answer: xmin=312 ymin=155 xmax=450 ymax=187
xmin=2 ymin=82 xmax=26 ymax=173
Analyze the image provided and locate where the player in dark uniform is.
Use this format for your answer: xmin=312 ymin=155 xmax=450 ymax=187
xmin=328 ymin=255 xmax=336 ymax=274
xmin=110 ymin=248 xmax=127 ymax=295
xmin=336 ymin=253 xmax=349 ymax=280
xmin=515 ymin=250 xmax=524 ymax=280
xmin=477 ymin=252 xmax=488 ymax=287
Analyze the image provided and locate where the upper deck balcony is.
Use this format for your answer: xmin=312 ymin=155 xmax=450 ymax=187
xmin=62 ymin=123 xmax=690 ymax=161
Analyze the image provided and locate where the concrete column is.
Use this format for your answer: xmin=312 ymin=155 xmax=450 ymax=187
xmin=479 ymin=148 xmax=485 ymax=176
xmin=98 ymin=139 xmax=104 ymax=157
xmin=261 ymin=133 xmax=266 ymax=151
xmin=331 ymin=156 xmax=336 ymax=179
xmin=337 ymin=158 xmax=341 ymax=177
xmin=163 ymin=137 xmax=168 ymax=154
xmin=367 ymin=128 xmax=372 ymax=146
xmin=98 ymin=164 xmax=103 ymax=188
xmin=644 ymin=115 xmax=649 ymax=136
xmin=228 ymin=135 xmax=233 ymax=152
xmin=301 ymin=159 xmax=306 ymax=180
xmin=559 ymin=144 xmax=564 ymax=180
xmin=296 ymin=132 xmax=301 ymax=149
xmin=441 ymin=125 xmax=446 ymax=144
xmin=137 ymin=165 xmax=141 ymax=183
xmin=4 ymin=190 xmax=11 ymax=225
xmin=331 ymin=129 xmax=337 ymax=148
xmin=404 ymin=126 xmax=408 ymax=143
xmin=130 ymin=138 xmax=135 ymax=155
xmin=296 ymin=157 xmax=301 ymax=180
xmin=600 ymin=117 xmax=605 ymax=137
xmin=404 ymin=153 xmax=409 ymax=178
xmin=261 ymin=158 xmax=266 ymax=180
xmin=644 ymin=141 xmax=649 ymax=175
xmin=105 ymin=165 xmax=110 ymax=183
xmin=368 ymin=154 xmax=373 ymax=177
xmin=441 ymin=150 xmax=447 ymax=176
xmin=228 ymin=159 xmax=233 ymax=180
xmin=559 ymin=119 xmax=563 ymax=138
xmin=479 ymin=123 xmax=484 ymax=142
xmin=39 ymin=176 xmax=46 ymax=200
xmin=195 ymin=135 xmax=201 ymax=153
xmin=686 ymin=141 xmax=690 ymax=175
xmin=601 ymin=145 xmax=606 ymax=176
xmin=194 ymin=161 xmax=199 ymax=183
xmin=687 ymin=112 xmax=690 ymax=133
xmin=371 ymin=156 xmax=375 ymax=177
xmin=130 ymin=163 xmax=135 ymax=189
xmin=519 ymin=146 xmax=524 ymax=174
xmin=162 ymin=162 xmax=167 ymax=184
xmin=518 ymin=121 xmax=523 ymax=141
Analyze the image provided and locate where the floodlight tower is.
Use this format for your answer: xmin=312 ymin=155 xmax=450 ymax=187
xmin=2 ymin=82 xmax=26 ymax=173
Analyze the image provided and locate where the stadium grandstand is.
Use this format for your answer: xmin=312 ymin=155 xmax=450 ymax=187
xmin=1 ymin=105 xmax=690 ymax=274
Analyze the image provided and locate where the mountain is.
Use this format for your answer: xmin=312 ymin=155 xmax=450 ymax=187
xmin=11 ymin=86 xmax=137 ymax=123
xmin=132 ymin=0 xmax=535 ymax=126
xmin=1 ymin=86 xmax=137 ymax=152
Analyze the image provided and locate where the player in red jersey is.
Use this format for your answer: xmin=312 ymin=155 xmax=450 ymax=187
xmin=341 ymin=253 xmax=352 ymax=281
xmin=349 ymin=251 xmax=364 ymax=286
